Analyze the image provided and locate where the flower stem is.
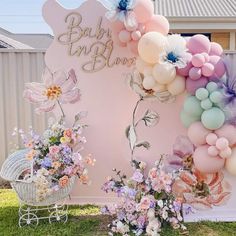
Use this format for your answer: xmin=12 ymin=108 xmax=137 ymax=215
xmin=131 ymin=97 xmax=143 ymax=161
xmin=57 ymin=100 xmax=65 ymax=118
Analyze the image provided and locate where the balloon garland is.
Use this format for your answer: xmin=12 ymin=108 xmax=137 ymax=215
xmin=100 ymin=0 xmax=235 ymax=235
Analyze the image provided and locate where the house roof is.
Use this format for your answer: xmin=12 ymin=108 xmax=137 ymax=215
xmin=0 ymin=27 xmax=53 ymax=49
xmin=0 ymin=34 xmax=33 ymax=49
xmin=155 ymin=0 xmax=236 ymax=18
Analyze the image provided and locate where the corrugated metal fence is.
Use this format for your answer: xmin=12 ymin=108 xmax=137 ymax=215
xmin=0 ymin=49 xmax=47 ymax=168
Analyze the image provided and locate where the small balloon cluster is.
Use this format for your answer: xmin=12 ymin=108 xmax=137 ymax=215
xmin=99 ymin=0 xmax=169 ymax=54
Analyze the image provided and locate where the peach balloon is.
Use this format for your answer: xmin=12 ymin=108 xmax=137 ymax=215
xmin=188 ymin=122 xmax=210 ymax=146
xmin=152 ymin=83 xmax=166 ymax=93
xmin=225 ymin=147 xmax=236 ymax=175
xmin=142 ymin=76 xmax=156 ymax=90
xmin=193 ymin=145 xmax=225 ymax=173
xmin=131 ymin=31 xmax=142 ymax=41
xmin=215 ymin=124 xmax=236 ymax=146
xmin=136 ymin=57 xmax=152 ymax=74
xmin=152 ymin=63 xmax=176 ymax=85
xmin=145 ymin=15 xmax=170 ymax=35
xmin=143 ymin=66 xmax=153 ymax=76
xmin=134 ymin=0 xmax=154 ymax=23
xmin=167 ymin=75 xmax=186 ymax=96
xmin=138 ymin=32 xmax=167 ymax=64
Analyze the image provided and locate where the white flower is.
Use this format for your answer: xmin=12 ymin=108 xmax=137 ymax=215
xmin=164 ymin=34 xmax=190 ymax=69
xmin=157 ymin=200 xmax=164 ymax=208
xmin=116 ymin=221 xmax=130 ymax=234
xmin=146 ymin=218 xmax=161 ymax=236
xmin=98 ymin=0 xmax=137 ymax=28
xmin=147 ymin=209 xmax=155 ymax=219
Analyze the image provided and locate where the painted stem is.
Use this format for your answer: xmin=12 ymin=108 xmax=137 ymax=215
xmin=57 ymin=100 xmax=65 ymax=118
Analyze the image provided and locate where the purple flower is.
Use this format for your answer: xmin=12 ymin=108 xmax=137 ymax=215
xmin=131 ymin=170 xmax=144 ymax=183
xmin=137 ymin=215 xmax=146 ymax=229
xmin=41 ymin=157 xmax=52 ymax=168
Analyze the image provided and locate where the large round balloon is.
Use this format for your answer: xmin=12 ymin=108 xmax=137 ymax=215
xmin=186 ymin=77 xmax=208 ymax=95
xmin=180 ymin=111 xmax=200 ymax=128
xmin=201 ymin=107 xmax=225 ymax=130
xmin=152 ymin=63 xmax=176 ymax=84
xmin=187 ymin=34 xmax=211 ymax=54
xmin=225 ymin=147 xmax=236 ymax=176
xmin=138 ymin=32 xmax=167 ymax=64
xmin=193 ymin=145 xmax=225 ymax=173
xmin=188 ymin=121 xmax=210 ymax=146
xmin=183 ymin=96 xmax=203 ymax=117
xmin=145 ymin=15 xmax=169 ymax=35
xmin=167 ymin=75 xmax=186 ymax=95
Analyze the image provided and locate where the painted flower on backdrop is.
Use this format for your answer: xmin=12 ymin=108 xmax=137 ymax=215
xmin=98 ymin=0 xmax=137 ymax=28
xmin=172 ymin=169 xmax=231 ymax=210
xmin=165 ymin=135 xmax=195 ymax=172
xmin=23 ymin=68 xmax=80 ymax=114
xmin=164 ymin=34 xmax=190 ymax=69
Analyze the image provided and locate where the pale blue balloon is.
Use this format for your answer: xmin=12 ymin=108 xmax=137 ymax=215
xmin=184 ymin=96 xmax=203 ymax=117
xmin=196 ymin=88 xmax=209 ymax=101
xmin=210 ymin=91 xmax=223 ymax=104
xmin=180 ymin=110 xmax=200 ymax=128
xmin=201 ymin=98 xmax=213 ymax=110
xmin=201 ymin=107 xmax=225 ymax=130
xmin=206 ymin=82 xmax=218 ymax=93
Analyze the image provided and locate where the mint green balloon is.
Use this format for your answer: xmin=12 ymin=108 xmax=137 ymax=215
xmin=201 ymin=107 xmax=225 ymax=130
xmin=210 ymin=91 xmax=223 ymax=104
xmin=184 ymin=96 xmax=203 ymax=117
xmin=201 ymin=98 xmax=213 ymax=110
xmin=206 ymin=82 xmax=218 ymax=93
xmin=196 ymin=88 xmax=209 ymax=101
xmin=180 ymin=110 xmax=200 ymax=128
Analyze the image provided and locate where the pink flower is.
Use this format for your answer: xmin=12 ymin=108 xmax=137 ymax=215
xmin=49 ymin=145 xmax=60 ymax=155
xmin=137 ymin=196 xmax=153 ymax=211
xmin=23 ymin=68 xmax=80 ymax=114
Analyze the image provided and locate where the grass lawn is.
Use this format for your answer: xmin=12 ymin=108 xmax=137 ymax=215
xmin=1 ymin=189 xmax=236 ymax=236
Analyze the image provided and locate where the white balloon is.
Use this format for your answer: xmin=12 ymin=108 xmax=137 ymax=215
xmin=152 ymin=63 xmax=176 ymax=85
xmin=167 ymin=75 xmax=186 ymax=95
xmin=152 ymin=83 xmax=166 ymax=92
xmin=136 ymin=57 xmax=151 ymax=74
xmin=138 ymin=32 xmax=167 ymax=64
xmin=142 ymin=76 xmax=156 ymax=90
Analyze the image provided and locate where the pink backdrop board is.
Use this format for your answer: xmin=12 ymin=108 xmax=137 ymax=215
xmin=43 ymin=0 xmax=236 ymax=221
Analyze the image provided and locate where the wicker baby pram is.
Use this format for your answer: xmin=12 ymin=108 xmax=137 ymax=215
xmin=0 ymin=149 xmax=76 ymax=227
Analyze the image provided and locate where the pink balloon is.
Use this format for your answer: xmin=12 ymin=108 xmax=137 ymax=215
xmin=131 ymin=31 xmax=142 ymax=41
xmin=188 ymin=121 xmax=211 ymax=146
xmin=134 ymin=0 xmax=154 ymax=23
xmin=138 ymin=24 xmax=146 ymax=34
xmin=119 ymin=30 xmax=131 ymax=43
xmin=193 ymin=145 xmax=225 ymax=173
xmin=202 ymin=52 xmax=210 ymax=62
xmin=125 ymin=23 xmax=138 ymax=32
xmin=209 ymin=42 xmax=223 ymax=56
xmin=127 ymin=41 xmax=139 ymax=55
xmin=186 ymin=77 xmax=208 ymax=95
xmin=215 ymin=124 xmax=236 ymax=146
xmin=187 ymin=34 xmax=211 ymax=54
xmin=209 ymin=56 xmax=226 ymax=78
xmin=202 ymin=63 xmax=214 ymax=77
xmin=189 ymin=67 xmax=202 ymax=80
xmin=216 ymin=137 xmax=229 ymax=150
xmin=220 ymin=147 xmax=232 ymax=159
xmin=206 ymin=133 xmax=218 ymax=146
xmin=208 ymin=146 xmax=219 ymax=156
xmin=177 ymin=54 xmax=193 ymax=77
xmin=192 ymin=54 xmax=205 ymax=68
xmin=145 ymin=15 xmax=170 ymax=35
xmin=113 ymin=32 xmax=127 ymax=47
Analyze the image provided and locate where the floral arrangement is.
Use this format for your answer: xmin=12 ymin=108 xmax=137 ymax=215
xmin=13 ymin=67 xmax=95 ymax=202
xmin=102 ymin=158 xmax=186 ymax=236
xmin=14 ymin=116 xmax=95 ymax=202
